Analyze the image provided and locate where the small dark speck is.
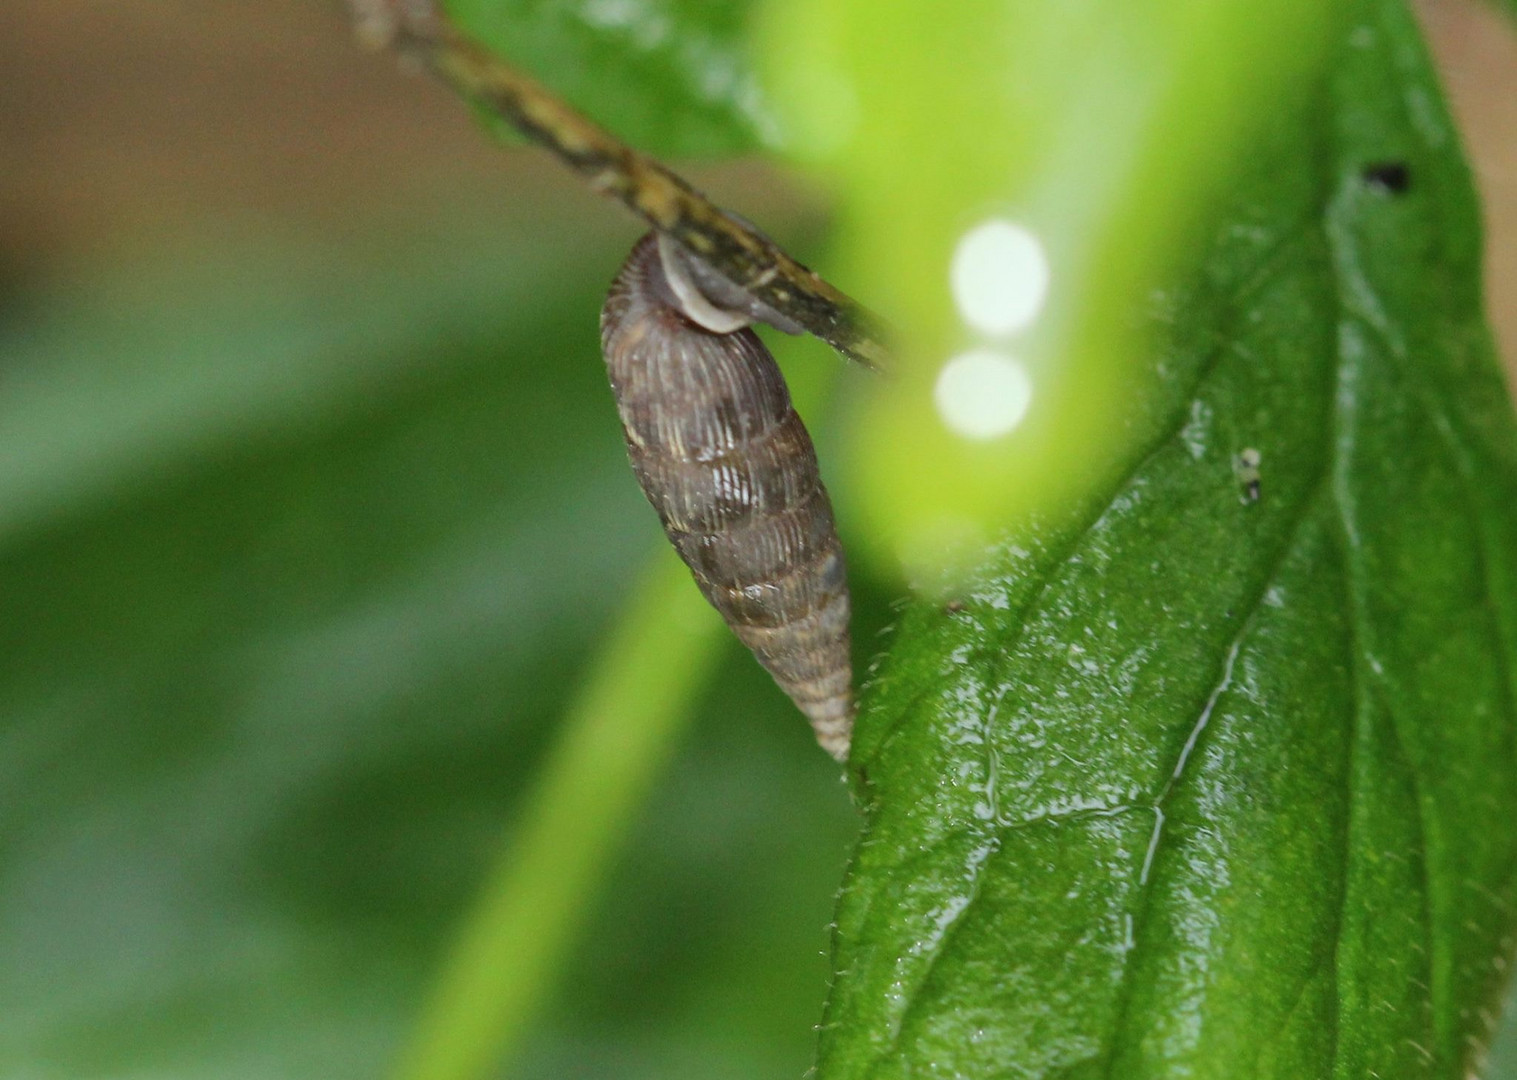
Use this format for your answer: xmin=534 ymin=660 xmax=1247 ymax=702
xmin=1234 ymin=447 xmax=1262 ymax=505
xmin=1363 ymin=162 xmax=1411 ymax=194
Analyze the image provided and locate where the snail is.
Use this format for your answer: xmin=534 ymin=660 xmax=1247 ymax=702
xmin=349 ymin=0 xmax=886 ymax=761
xmin=601 ymin=232 xmax=855 ymax=761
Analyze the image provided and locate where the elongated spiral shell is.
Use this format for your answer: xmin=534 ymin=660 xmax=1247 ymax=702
xmin=600 ymin=232 xmax=854 ymax=760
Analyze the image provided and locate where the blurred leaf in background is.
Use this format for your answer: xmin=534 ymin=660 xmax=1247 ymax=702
xmin=760 ymin=0 xmax=1334 ymax=582
xmin=445 ymin=0 xmax=777 ymax=154
xmin=0 ymin=175 xmax=868 ymax=1078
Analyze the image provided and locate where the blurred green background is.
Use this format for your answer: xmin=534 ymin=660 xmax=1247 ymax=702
xmin=1 ymin=2 xmax=1514 ymax=1077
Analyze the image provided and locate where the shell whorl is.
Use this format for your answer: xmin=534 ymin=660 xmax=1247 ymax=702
xmin=600 ymin=232 xmax=854 ymax=761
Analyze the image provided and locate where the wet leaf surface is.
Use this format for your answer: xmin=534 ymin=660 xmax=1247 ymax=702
xmin=823 ymin=1 xmax=1517 ymax=1076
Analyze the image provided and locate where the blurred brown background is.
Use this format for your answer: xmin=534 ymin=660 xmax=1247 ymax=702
xmin=1 ymin=0 xmax=1514 ymax=384
xmin=1421 ymin=0 xmax=1517 ymax=386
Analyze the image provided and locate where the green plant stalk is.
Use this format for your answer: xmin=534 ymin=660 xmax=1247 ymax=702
xmin=393 ymin=548 xmax=727 ymax=1080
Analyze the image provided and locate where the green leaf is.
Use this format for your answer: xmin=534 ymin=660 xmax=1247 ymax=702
xmin=443 ymin=0 xmax=774 ymax=155
xmin=758 ymin=0 xmax=1335 ymax=581
xmin=823 ymin=0 xmax=1517 ymax=1076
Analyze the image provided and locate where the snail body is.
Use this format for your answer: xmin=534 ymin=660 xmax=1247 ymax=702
xmin=601 ymin=232 xmax=854 ymax=760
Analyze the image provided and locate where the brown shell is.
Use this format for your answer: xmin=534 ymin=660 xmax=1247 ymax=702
xmin=601 ymin=233 xmax=854 ymax=760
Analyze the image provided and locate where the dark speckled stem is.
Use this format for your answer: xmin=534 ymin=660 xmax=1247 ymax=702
xmin=349 ymin=0 xmax=889 ymax=372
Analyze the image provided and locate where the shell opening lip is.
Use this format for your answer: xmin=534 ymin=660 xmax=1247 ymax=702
xmin=657 ymin=232 xmax=753 ymax=334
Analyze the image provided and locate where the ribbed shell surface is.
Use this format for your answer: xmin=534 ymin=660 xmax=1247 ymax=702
xmin=601 ymin=234 xmax=854 ymax=759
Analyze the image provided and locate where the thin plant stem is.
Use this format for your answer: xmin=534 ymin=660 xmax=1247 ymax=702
xmin=392 ymin=549 xmax=728 ymax=1080
xmin=348 ymin=0 xmax=889 ymax=371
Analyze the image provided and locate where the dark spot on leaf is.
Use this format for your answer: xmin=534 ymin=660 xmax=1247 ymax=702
xmin=1234 ymin=448 xmax=1262 ymax=504
xmin=1362 ymin=161 xmax=1411 ymax=194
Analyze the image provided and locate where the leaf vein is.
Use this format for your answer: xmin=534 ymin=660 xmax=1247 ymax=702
xmin=1098 ymin=476 xmax=1330 ymax=1077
